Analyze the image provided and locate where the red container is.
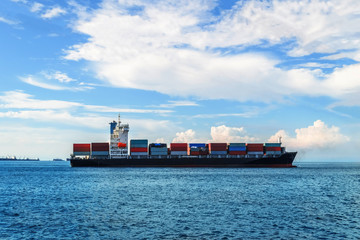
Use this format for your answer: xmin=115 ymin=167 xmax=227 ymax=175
xmin=209 ymin=143 xmax=227 ymax=151
xmin=246 ymin=143 xmax=264 ymax=151
xmin=91 ymin=142 xmax=109 ymax=151
xmin=171 ymin=147 xmax=188 ymax=151
xmin=130 ymin=147 xmax=148 ymax=152
xmin=190 ymin=152 xmax=200 ymax=156
xmin=265 ymin=147 xmax=281 ymax=151
xmin=73 ymin=143 xmax=90 ymax=152
xmin=229 ymin=151 xmax=246 ymax=155
xmin=170 ymin=143 xmax=188 ymax=151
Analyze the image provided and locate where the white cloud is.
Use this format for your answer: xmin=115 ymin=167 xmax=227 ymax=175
xmin=41 ymin=6 xmax=66 ymax=19
xmin=268 ymin=120 xmax=349 ymax=150
xmin=0 ymin=90 xmax=173 ymax=114
xmin=0 ymin=91 xmax=80 ymax=109
xmin=172 ymin=125 xmax=257 ymax=143
xmin=30 ymin=2 xmax=44 ymax=12
xmin=156 ymin=100 xmax=199 ymax=108
xmin=63 ymin=0 xmax=360 ymax=106
xmin=11 ymin=0 xmax=27 ymax=3
xmin=0 ymin=17 xmax=18 ymax=25
xmin=322 ymin=51 xmax=360 ymax=61
xmin=172 ymin=129 xmax=196 ymax=143
xmin=20 ymin=72 xmax=93 ymax=91
xmin=210 ymin=125 xmax=257 ymax=143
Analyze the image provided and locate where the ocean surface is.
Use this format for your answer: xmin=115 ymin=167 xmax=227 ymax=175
xmin=0 ymin=161 xmax=359 ymax=239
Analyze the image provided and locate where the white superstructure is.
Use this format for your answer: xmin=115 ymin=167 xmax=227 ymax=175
xmin=109 ymin=114 xmax=129 ymax=158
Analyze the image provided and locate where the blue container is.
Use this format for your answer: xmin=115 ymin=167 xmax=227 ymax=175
xmin=209 ymin=151 xmax=227 ymax=155
xmin=228 ymin=146 xmax=246 ymax=151
xmin=91 ymin=151 xmax=109 ymax=156
xmin=73 ymin=152 xmax=90 ymax=156
xmin=229 ymin=143 xmax=246 ymax=147
xmin=264 ymin=143 xmax=281 ymax=147
xmin=189 ymin=143 xmax=206 ymax=148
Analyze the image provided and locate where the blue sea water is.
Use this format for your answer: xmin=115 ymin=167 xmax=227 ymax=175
xmin=0 ymin=161 xmax=359 ymax=239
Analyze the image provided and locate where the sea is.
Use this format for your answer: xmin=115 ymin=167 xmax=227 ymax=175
xmin=0 ymin=161 xmax=359 ymax=240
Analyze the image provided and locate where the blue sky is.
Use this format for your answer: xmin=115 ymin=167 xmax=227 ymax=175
xmin=1 ymin=0 xmax=359 ymax=161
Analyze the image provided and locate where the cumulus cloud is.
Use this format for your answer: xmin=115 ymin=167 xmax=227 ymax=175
xmin=211 ymin=125 xmax=256 ymax=143
xmin=63 ymin=0 xmax=360 ymax=107
xmin=172 ymin=125 xmax=257 ymax=143
xmin=41 ymin=6 xmax=66 ymax=19
xmin=268 ymin=120 xmax=349 ymax=150
xmin=172 ymin=129 xmax=196 ymax=143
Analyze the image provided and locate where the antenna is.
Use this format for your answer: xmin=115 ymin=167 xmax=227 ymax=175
xmin=118 ymin=113 xmax=121 ymax=125
xmin=278 ymin=136 xmax=282 ymax=144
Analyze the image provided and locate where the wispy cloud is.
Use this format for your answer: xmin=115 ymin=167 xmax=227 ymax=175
xmin=0 ymin=90 xmax=173 ymax=114
xmin=20 ymin=72 xmax=92 ymax=91
xmin=152 ymin=101 xmax=199 ymax=108
xmin=30 ymin=2 xmax=44 ymax=12
xmin=41 ymin=6 xmax=66 ymax=19
xmin=0 ymin=16 xmax=18 ymax=25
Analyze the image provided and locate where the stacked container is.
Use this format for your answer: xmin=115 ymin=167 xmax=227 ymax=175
xmin=170 ymin=143 xmax=188 ymax=156
xmin=130 ymin=139 xmax=148 ymax=156
xmin=228 ymin=143 xmax=246 ymax=155
xmin=188 ymin=143 xmax=208 ymax=156
xmin=91 ymin=142 xmax=109 ymax=157
xmin=264 ymin=143 xmax=282 ymax=155
xmin=246 ymin=143 xmax=264 ymax=155
xmin=209 ymin=143 xmax=227 ymax=155
xmin=73 ymin=143 xmax=91 ymax=156
xmin=149 ymin=143 xmax=168 ymax=156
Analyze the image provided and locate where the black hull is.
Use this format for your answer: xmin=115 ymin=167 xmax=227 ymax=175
xmin=70 ymin=152 xmax=297 ymax=168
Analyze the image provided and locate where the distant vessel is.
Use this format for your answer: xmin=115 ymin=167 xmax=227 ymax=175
xmin=70 ymin=115 xmax=297 ymax=168
xmin=53 ymin=158 xmax=65 ymax=161
xmin=0 ymin=156 xmax=39 ymax=161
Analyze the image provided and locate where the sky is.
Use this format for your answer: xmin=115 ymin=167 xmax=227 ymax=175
xmin=0 ymin=0 xmax=359 ymax=161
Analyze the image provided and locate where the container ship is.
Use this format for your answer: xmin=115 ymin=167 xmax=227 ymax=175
xmin=70 ymin=115 xmax=297 ymax=168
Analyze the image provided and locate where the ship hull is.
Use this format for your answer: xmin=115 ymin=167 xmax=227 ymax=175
xmin=70 ymin=152 xmax=297 ymax=168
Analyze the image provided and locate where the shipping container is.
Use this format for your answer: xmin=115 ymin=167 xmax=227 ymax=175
xmin=73 ymin=143 xmax=91 ymax=152
xmin=246 ymin=143 xmax=264 ymax=152
xmin=150 ymin=152 xmax=168 ymax=156
xmin=228 ymin=151 xmax=246 ymax=155
xmin=229 ymin=143 xmax=246 ymax=147
xmin=130 ymin=147 xmax=148 ymax=152
xmin=209 ymin=151 xmax=227 ymax=155
xmin=130 ymin=139 xmax=148 ymax=148
xmin=91 ymin=151 xmax=109 ymax=156
xmin=73 ymin=151 xmax=91 ymax=156
xmin=265 ymin=147 xmax=282 ymax=151
xmin=150 ymin=147 xmax=167 ymax=151
xmin=265 ymin=151 xmax=282 ymax=155
xmin=130 ymin=152 xmax=148 ymax=156
xmin=209 ymin=143 xmax=227 ymax=151
xmin=228 ymin=146 xmax=246 ymax=151
xmin=170 ymin=143 xmax=187 ymax=148
xmin=170 ymin=151 xmax=188 ymax=156
xmin=264 ymin=143 xmax=281 ymax=147
xmin=91 ymin=142 xmax=109 ymax=151
xmin=149 ymin=143 xmax=167 ymax=148
xmin=189 ymin=143 xmax=206 ymax=148
xmin=247 ymin=151 xmax=264 ymax=155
